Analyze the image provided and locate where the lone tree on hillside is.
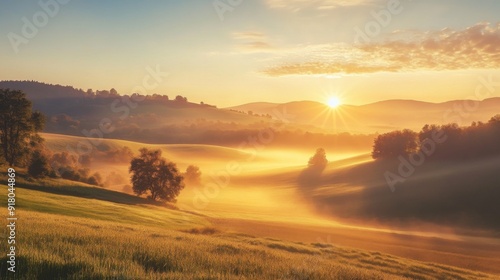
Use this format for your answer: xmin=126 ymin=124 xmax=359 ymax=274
xmin=308 ymin=148 xmax=328 ymax=169
xmin=372 ymin=129 xmax=418 ymax=159
xmin=129 ymin=148 xmax=185 ymax=202
xmin=184 ymin=165 xmax=202 ymax=186
xmin=28 ymin=149 xmax=51 ymax=178
xmin=0 ymin=89 xmax=45 ymax=166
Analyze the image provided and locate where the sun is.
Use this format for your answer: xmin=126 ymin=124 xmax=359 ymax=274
xmin=327 ymin=96 xmax=342 ymax=108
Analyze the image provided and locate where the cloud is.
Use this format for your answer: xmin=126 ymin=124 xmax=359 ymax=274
xmin=263 ymin=22 xmax=500 ymax=76
xmin=265 ymin=0 xmax=376 ymax=11
xmin=233 ymin=31 xmax=275 ymax=53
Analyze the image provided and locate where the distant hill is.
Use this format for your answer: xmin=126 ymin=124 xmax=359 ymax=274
xmin=0 ymin=80 xmax=273 ymax=135
xmin=0 ymin=80 xmax=88 ymax=99
xmin=228 ymin=98 xmax=500 ymax=133
xmin=6 ymin=80 xmax=497 ymax=146
xmin=0 ymin=81 xmax=376 ymax=150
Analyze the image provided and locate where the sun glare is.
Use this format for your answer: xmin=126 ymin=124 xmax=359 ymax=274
xmin=327 ymin=96 xmax=342 ymax=108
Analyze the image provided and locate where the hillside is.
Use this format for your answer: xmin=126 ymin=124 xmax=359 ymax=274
xmin=228 ymin=98 xmax=500 ymax=133
xmin=40 ymin=132 xmax=500 ymax=232
xmin=0 ymin=80 xmax=273 ymax=127
xmin=1 ymin=172 xmax=499 ymax=279
xmin=8 ymin=80 xmax=500 ymax=146
xmin=42 ymin=133 xmax=254 ymax=166
xmin=297 ymin=156 xmax=500 ymax=231
xmin=0 ymin=81 xmax=377 ymax=151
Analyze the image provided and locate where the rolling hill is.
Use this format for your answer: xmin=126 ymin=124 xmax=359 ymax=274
xmin=40 ymin=132 xmax=500 ymax=233
xmin=1 ymin=81 xmax=378 ymax=151
xmin=1 ymin=170 xmax=499 ymax=278
xmin=227 ymin=98 xmax=500 ymax=133
xmin=0 ymin=80 xmax=276 ymax=132
xmin=276 ymin=154 xmax=500 ymax=232
xmin=5 ymin=80 xmax=498 ymax=139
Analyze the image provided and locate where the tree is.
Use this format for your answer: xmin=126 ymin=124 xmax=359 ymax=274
xmin=308 ymin=148 xmax=328 ymax=169
xmin=87 ymin=172 xmax=102 ymax=186
xmin=175 ymin=95 xmax=187 ymax=103
xmin=489 ymin=114 xmax=500 ymax=125
xmin=0 ymin=89 xmax=45 ymax=166
xmin=51 ymin=151 xmax=78 ymax=176
xmin=28 ymin=150 xmax=51 ymax=178
xmin=85 ymin=89 xmax=94 ymax=97
xmin=372 ymin=129 xmax=418 ymax=159
xmin=184 ymin=165 xmax=202 ymax=186
xmin=129 ymin=148 xmax=185 ymax=202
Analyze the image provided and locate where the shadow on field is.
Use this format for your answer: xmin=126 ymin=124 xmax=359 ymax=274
xmin=0 ymin=256 xmax=85 ymax=280
xmin=297 ymin=166 xmax=326 ymax=192
xmin=295 ymin=156 xmax=500 ymax=231
xmin=0 ymin=170 xmax=171 ymax=208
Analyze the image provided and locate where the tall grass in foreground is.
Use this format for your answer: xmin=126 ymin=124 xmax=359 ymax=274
xmin=0 ymin=210 xmax=496 ymax=280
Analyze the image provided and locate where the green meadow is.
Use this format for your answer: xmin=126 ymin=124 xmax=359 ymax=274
xmin=0 ymin=171 xmax=497 ymax=280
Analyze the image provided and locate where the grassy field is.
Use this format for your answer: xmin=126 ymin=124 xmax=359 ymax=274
xmin=0 ymin=174 xmax=499 ymax=279
xmin=1 ymin=134 xmax=499 ymax=279
xmin=41 ymin=133 xmax=256 ymax=167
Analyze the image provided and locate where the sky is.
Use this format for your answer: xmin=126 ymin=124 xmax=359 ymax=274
xmin=1 ymin=0 xmax=499 ymax=107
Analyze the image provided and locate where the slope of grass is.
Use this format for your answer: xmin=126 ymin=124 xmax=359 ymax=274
xmin=0 ymin=170 xmax=208 ymax=229
xmin=14 ymin=188 xmax=207 ymax=229
xmin=41 ymin=133 xmax=253 ymax=163
xmin=0 ymin=169 xmax=498 ymax=279
xmin=1 ymin=209 xmax=496 ymax=280
xmin=301 ymin=155 xmax=500 ymax=230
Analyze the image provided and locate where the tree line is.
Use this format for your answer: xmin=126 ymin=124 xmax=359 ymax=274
xmin=0 ymin=89 xmax=200 ymax=203
xmin=372 ymin=115 xmax=500 ymax=161
xmin=0 ymin=80 xmax=194 ymax=104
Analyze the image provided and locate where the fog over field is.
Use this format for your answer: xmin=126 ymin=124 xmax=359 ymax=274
xmin=1 ymin=0 xmax=500 ymax=278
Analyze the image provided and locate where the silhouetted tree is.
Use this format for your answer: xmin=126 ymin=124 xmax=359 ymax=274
xmin=175 ymin=95 xmax=188 ymax=103
xmin=60 ymin=169 xmax=82 ymax=182
xmin=419 ymin=124 xmax=441 ymax=144
xmin=85 ymin=89 xmax=94 ymax=97
xmin=372 ymin=129 xmax=418 ymax=159
xmin=87 ymin=176 xmax=99 ymax=186
xmin=184 ymin=165 xmax=202 ymax=186
xmin=379 ymin=115 xmax=500 ymax=162
xmin=489 ymin=114 xmax=500 ymax=125
xmin=28 ymin=150 xmax=51 ymax=178
xmin=129 ymin=148 xmax=184 ymax=202
xmin=432 ymin=124 xmax=461 ymax=160
xmin=0 ymin=89 xmax=45 ymax=166
xmin=308 ymin=148 xmax=328 ymax=169
xmin=86 ymin=172 xmax=102 ymax=186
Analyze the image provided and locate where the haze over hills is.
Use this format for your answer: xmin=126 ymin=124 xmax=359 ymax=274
xmin=4 ymin=80 xmax=500 ymax=228
xmin=228 ymin=98 xmax=500 ymax=133
xmin=40 ymin=131 xmax=500 ymax=233
xmin=4 ymin=81 xmax=499 ymax=136
xmin=2 ymin=0 xmax=500 ymax=278
xmin=3 ymin=82 xmax=500 ymax=277
xmin=0 ymin=81 xmax=375 ymax=151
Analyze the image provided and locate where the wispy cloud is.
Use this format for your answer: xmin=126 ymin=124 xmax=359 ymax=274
xmin=265 ymin=0 xmax=376 ymax=11
xmin=263 ymin=22 xmax=500 ymax=76
xmin=232 ymin=31 xmax=275 ymax=53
